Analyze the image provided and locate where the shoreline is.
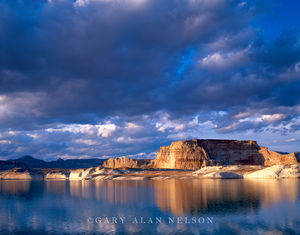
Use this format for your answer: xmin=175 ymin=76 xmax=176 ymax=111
xmin=1 ymin=164 xmax=300 ymax=180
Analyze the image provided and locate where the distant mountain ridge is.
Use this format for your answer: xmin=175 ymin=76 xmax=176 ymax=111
xmin=1 ymin=155 xmax=107 ymax=169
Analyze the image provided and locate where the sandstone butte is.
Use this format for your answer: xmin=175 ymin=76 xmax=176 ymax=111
xmin=152 ymin=139 xmax=299 ymax=170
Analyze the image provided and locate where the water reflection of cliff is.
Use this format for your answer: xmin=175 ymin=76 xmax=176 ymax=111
xmin=69 ymin=180 xmax=155 ymax=205
xmin=67 ymin=179 xmax=299 ymax=215
xmin=154 ymin=179 xmax=299 ymax=215
xmin=244 ymin=179 xmax=299 ymax=208
xmin=0 ymin=181 xmax=31 ymax=196
xmin=0 ymin=179 xmax=298 ymax=216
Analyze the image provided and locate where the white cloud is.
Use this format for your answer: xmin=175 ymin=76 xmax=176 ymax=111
xmin=74 ymin=139 xmax=98 ymax=145
xmin=0 ymin=95 xmax=6 ymax=102
xmin=124 ymin=122 xmax=142 ymax=134
xmin=234 ymin=112 xmax=250 ymax=119
xmin=218 ymin=122 xmax=239 ymax=132
xmin=73 ymin=0 xmax=148 ymax=8
xmin=199 ymin=49 xmax=248 ymax=70
xmin=261 ymin=114 xmax=286 ymax=123
xmin=238 ymin=1 xmax=247 ymax=7
xmin=27 ymin=133 xmax=40 ymax=139
xmin=125 ymin=122 xmax=140 ymax=129
xmin=46 ymin=124 xmax=95 ymax=135
xmin=155 ymin=114 xmax=186 ymax=133
xmin=285 ymin=138 xmax=297 ymax=143
xmin=96 ymin=123 xmax=118 ymax=137
xmin=115 ymin=136 xmax=148 ymax=144
xmin=74 ymin=0 xmax=89 ymax=7
xmin=8 ymin=130 xmax=19 ymax=136
xmin=167 ymin=132 xmax=189 ymax=140
xmin=46 ymin=122 xmax=118 ymax=137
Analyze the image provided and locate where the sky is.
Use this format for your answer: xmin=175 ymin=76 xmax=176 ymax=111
xmin=0 ymin=0 xmax=300 ymax=160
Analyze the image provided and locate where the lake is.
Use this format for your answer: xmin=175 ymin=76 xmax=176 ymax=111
xmin=0 ymin=179 xmax=299 ymax=234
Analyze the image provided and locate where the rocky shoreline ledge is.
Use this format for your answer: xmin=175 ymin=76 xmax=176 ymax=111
xmin=1 ymin=139 xmax=299 ymax=180
xmin=1 ymin=164 xmax=300 ymax=180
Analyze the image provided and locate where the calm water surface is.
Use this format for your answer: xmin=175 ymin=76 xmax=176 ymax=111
xmin=0 ymin=179 xmax=300 ymax=234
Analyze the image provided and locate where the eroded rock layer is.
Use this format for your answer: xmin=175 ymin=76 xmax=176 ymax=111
xmin=154 ymin=140 xmax=213 ymax=170
xmin=259 ymin=147 xmax=298 ymax=166
xmin=103 ymin=157 xmax=151 ymax=169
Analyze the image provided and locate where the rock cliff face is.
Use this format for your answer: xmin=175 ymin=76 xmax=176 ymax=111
xmin=153 ymin=139 xmax=299 ymax=170
xmin=259 ymin=147 xmax=298 ymax=166
xmin=0 ymin=168 xmax=44 ymax=180
xmin=244 ymin=165 xmax=300 ymax=179
xmin=69 ymin=168 xmax=95 ymax=180
xmin=154 ymin=140 xmax=213 ymax=170
xmin=103 ymin=157 xmax=151 ymax=169
xmin=45 ymin=173 xmax=68 ymax=180
xmin=103 ymin=157 xmax=137 ymax=168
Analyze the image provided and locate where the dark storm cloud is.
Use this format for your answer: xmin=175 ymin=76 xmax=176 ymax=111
xmin=0 ymin=0 xmax=258 ymax=125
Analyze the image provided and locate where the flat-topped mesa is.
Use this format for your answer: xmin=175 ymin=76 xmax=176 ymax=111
xmin=153 ymin=139 xmax=299 ymax=170
xmin=102 ymin=157 xmax=150 ymax=169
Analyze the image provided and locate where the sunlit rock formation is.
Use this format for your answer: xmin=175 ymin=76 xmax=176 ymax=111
xmin=69 ymin=168 xmax=95 ymax=180
xmin=45 ymin=172 xmax=68 ymax=180
xmin=244 ymin=165 xmax=300 ymax=179
xmin=103 ymin=157 xmax=138 ymax=168
xmin=202 ymin=171 xmax=243 ymax=179
xmin=154 ymin=139 xmax=299 ymax=170
xmin=260 ymin=148 xmax=299 ymax=166
xmin=0 ymin=168 xmax=43 ymax=180
xmin=153 ymin=140 xmax=213 ymax=170
xmin=103 ymin=157 xmax=150 ymax=169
